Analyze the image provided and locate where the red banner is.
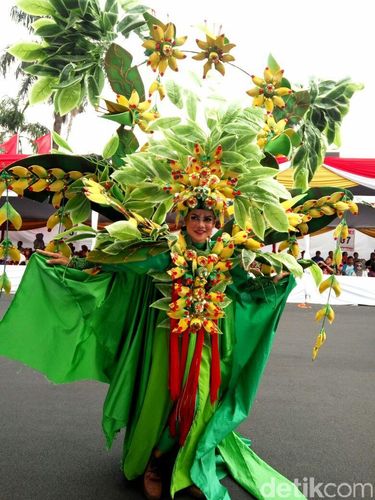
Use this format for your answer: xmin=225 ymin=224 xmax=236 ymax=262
xmin=0 ymin=134 xmax=19 ymax=154
xmin=35 ymin=133 xmax=51 ymax=154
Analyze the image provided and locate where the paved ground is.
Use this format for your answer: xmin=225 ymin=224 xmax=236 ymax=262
xmin=0 ymin=294 xmax=374 ymax=500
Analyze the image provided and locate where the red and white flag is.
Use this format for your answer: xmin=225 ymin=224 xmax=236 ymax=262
xmin=35 ymin=133 xmax=52 ymax=154
xmin=0 ymin=133 xmax=19 ymax=154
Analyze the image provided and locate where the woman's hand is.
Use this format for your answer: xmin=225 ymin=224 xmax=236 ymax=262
xmin=36 ymin=249 xmax=70 ymax=266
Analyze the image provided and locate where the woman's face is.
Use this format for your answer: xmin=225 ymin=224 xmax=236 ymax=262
xmin=185 ymin=209 xmax=215 ymax=244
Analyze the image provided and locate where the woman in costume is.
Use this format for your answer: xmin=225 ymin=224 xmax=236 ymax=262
xmin=0 ymin=201 xmax=305 ymax=500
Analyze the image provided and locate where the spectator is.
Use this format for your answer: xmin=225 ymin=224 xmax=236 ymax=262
xmin=366 ymin=253 xmax=375 ymax=277
xmin=312 ymin=251 xmax=324 ymax=263
xmin=79 ymin=245 xmax=89 ymax=258
xmin=33 ymin=233 xmax=45 ymax=251
xmin=327 ymin=250 xmax=334 ymax=260
xmin=17 ymin=241 xmax=24 ymax=251
xmin=321 ymin=256 xmax=334 ymax=275
xmin=342 ymin=251 xmax=348 ymax=265
xmin=354 ymin=261 xmax=367 ymax=277
xmin=23 ymin=248 xmax=33 ymax=261
xmin=342 ymin=256 xmax=356 ymax=276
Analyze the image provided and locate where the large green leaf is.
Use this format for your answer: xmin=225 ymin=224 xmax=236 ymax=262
xmin=56 ymin=81 xmax=82 ymax=115
xmin=105 ymin=220 xmax=141 ymax=240
xmin=269 ymin=252 xmax=303 ymax=278
xmin=166 ymin=80 xmax=183 ymax=109
xmin=263 ymin=203 xmax=289 ymax=232
xmin=148 ymin=117 xmax=181 ymax=131
xmin=233 ymin=196 xmax=250 ymax=230
xmin=248 ymin=204 xmax=265 ymax=239
xmin=16 ymin=0 xmax=56 ymax=16
xmin=52 ymin=131 xmax=73 ymax=152
xmin=8 ymin=42 xmax=46 ymax=62
xmin=104 ymin=43 xmax=145 ymax=100
xmin=29 ymin=76 xmax=57 ymax=104
xmin=102 ymin=134 xmax=120 ymax=159
xmin=67 ymin=195 xmax=91 ymax=224
xmin=112 ymin=127 xmax=139 ymax=167
xmin=186 ymin=91 xmax=197 ymax=121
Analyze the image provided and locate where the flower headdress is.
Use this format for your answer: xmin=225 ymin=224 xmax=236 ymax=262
xmin=168 ymin=142 xmax=239 ymax=226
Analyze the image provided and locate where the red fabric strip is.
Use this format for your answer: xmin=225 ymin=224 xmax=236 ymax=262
xmin=177 ymin=329 xmax=205 ymax=445
xmin=210 ymin=331 xmax=221 ymax=404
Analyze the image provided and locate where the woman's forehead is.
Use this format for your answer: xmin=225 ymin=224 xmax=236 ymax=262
xmin=188 ymin=209 xmax=215 ymax=217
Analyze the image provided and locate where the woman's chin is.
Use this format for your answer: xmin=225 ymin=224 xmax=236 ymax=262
xmin=191 ymin=233 xmax=207 ymax=243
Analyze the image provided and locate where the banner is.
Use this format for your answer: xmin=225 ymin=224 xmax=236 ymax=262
xmin=339 ymin=228 xmax=355 ymax=252
xmin=35 ymin=133 xmax=51 ymax=154
xmin=0 ymin=134 xmax=19 ymax=154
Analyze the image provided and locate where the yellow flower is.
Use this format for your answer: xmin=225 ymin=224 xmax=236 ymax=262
xmin=104 ymin=90 xmax=159 ymax=132
xmin=257 ymin=115 xmax=288 ymax=149
xmin=246 ymin=66 xmax=293 ymax=113
xmin=192 ymin=33 xmax=236 ymax=78
xmin=312 ymin=328 xmax=327 ymax=361
xmin=148 ymin=79 xmax=166 ymax=100
xmin=142 ymin=21 xmax=187 ymax=76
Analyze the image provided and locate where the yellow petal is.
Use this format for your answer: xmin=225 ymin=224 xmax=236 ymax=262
xmin=148 ymin=51 xmax=160 ymax=71
xmin=215 ymin=33 xmax=225 ymax=48
xmin=222 ymin=43 xmax=236 ymax=53
xmin=221 ymin=54 xmax=235 ymax=62
xmin=158 ymin=57 xmax=168 ymax=76
xmin=272 ymin=95 xmax=286 ymax=109
xmin=246 ymin=87 xmax=260 ymax=97
xmin=168 ymin=56 xmax=178 ymax=71
xmin=142 ymin=39 xmax=157 ymax=50
xmin=174 ymin=35 xmax=187 ymax=46
xmin=203 ymin=60 xmax=212 ymax=78
xmin=116 ymin=94 xmax=129 ymax=108
xmin=164 ymin=22 xmax=175 ymax=40
xmin=151 ymin=24 xmax=164 ymax=42
xmin=128 ymin=89 xmax=140 ymax=108
xmin=192 ymin=52 xmax=207 ymax=61
xmin=252 ymin=94 xmax=264 ymax=107
xmin=215 ymin=61 xmax=225 ymax=76
xmin=140 ymin=111 xmax=159 ymax=122
xmin=264 ymin=97 xmax=274 ymax=113
xmin=137 ymin=99 xmax=152 ymax=112
xmin=196 ymin=38 xmax=208 ymax=50
xmin=173 ymin=50 xmax=186 ymax=60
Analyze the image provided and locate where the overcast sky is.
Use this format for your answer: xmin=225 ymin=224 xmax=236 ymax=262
xmin=0 ymin=0 xmax=373 ymax=157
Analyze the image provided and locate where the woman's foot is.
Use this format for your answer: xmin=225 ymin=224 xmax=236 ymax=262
xmin=143 ymin=455 xmax=162 ymax=500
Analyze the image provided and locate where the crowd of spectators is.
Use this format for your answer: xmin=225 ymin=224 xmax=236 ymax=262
xmin=3 ymin=235 xmax=375 ymax=278
xmin=1 ymin=235 xmax=89 ymax=265
xmin=311 ymin=250 xmax=375 ymax=277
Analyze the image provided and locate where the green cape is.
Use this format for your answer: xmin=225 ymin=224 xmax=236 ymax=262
xmin=0 ymin=253 xmax=306 ymax=499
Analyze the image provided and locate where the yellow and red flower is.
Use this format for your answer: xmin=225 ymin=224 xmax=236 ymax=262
xmin=246 ymin=66 xmax=293 ymax=113
xmin=142 ymin=22 xmax=187 ymax=75
xmin=192 ymin=33 xmax=235 ymax=78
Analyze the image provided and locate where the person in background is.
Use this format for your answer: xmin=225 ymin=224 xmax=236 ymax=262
xmin=321 ymin=256 xmax=334 ymax=275
xmin=23 ymin=248 xmax=33 ymax=261
xmin=341 ymin=251 xmax=348 ymax=265
xmin=342 ymin=256 xmax=356 ymax=276
xmin=327 ymin=250 xmax=333 ymax=260
xmin=79 ymin=245 xmax=89 ymax=258
xmin=17 ymin=241 xmax=24 ymax=252
xmin=312 ymin=251 xmax=324 ymax=264
xmin=33 ymin=233 xmax=45 ymax=251
xmin=365 ymin=252 xmax=375 ymax=277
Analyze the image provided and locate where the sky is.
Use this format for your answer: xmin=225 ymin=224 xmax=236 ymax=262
xmin=0 ymin=0 xmax=373 ymax=158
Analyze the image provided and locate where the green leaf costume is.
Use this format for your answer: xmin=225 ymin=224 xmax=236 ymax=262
xmin=0 ymin=251 xmax=306 ymax=499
